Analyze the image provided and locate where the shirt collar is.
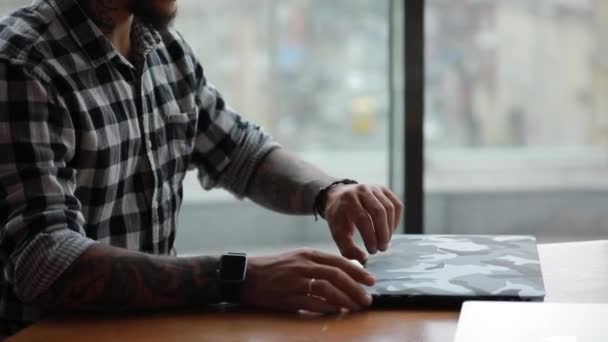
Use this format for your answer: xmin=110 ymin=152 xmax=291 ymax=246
xmin=130 ymin=18 xmax=163 ymax=69
xmin=46 ymin=0 xmax=162 ymax=69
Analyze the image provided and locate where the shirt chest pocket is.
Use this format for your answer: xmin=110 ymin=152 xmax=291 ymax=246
xmin=156 ymin=110 xmax=198 ymax=184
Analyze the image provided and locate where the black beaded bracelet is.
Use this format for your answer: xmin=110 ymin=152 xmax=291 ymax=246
xmin=313 ymin=179 xmax=358 ymax=221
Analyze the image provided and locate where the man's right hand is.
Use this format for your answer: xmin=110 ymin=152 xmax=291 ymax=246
xmin=240 ymin=249 xmax=376 ymax=313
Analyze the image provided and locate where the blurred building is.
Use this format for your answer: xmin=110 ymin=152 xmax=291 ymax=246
xmin=426 ymin=0 xmax=604 ymax=148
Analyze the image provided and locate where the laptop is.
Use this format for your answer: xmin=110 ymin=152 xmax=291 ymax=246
xmin=364 ymin=234 xmax=545 ymax=307
xmin=455 ymin=301 xmax=608 ymax=342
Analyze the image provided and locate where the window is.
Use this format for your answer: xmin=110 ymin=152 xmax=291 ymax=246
xmin=0 ymin=1 xmax=396 ymax=255
xmin=3 ymin=0 xmax=603 ymax=252
xmin=175 ymin=0 xmax=393 ymax=254
xmin=424 ymin=0 xmax=608 ymax=242
xmin=0 ymin=1 xmax=21 ymax=13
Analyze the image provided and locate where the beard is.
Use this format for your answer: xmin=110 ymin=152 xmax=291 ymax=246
xmin=129 ymin=0 xmax=177 ymax=31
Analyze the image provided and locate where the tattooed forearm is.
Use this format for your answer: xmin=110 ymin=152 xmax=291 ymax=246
xmin=35 ymin=244 xmax=221 ymax=312
xmin=80 ymin=0 xmax=121 ymax=33
xmin=246 ymin=148 xmax=337 ymax=215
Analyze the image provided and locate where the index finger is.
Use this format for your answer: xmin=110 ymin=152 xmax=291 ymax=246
xmin=382 ymin=188 xmax=404 ymax=230
xmin=329 ymin=220 xmax=368 ymax=264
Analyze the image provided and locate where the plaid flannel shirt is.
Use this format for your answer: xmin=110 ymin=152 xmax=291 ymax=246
xmin=0 ymin=0 xmax=278 ymax=333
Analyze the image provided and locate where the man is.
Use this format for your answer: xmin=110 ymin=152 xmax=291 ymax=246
xmin=0 ymin=0 xmax=403 ymax=335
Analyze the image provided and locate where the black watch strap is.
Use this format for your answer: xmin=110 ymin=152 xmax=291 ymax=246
xmin=218 ymin=253 xmax=247 ymax=304
xmin=220 ymin=282 xmax=242 ymax=303
xmin=313 ymin=179 xmax=358 ymax=221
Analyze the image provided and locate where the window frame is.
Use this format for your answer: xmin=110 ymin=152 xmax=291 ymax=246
xmin=402 ymin=0 xmax=425 ymax=234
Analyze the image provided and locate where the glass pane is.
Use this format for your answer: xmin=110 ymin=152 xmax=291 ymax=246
xmin=425 ymin=0 xmax=608 ymax=242
xmin=176 ymin=0 xmax=391 ymax=254
xmin=0 ymin=1 xmax=24 ymax=15
xmin=0 ymin=1 xmax=394 ymax=254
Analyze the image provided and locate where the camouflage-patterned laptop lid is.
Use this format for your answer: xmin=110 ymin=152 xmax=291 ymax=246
xmin=365 ymin=235 xmax=545 ymax=300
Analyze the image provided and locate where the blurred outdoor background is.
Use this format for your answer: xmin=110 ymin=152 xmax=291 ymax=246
xmin=1 ymin=0 xmax=606 ymax=255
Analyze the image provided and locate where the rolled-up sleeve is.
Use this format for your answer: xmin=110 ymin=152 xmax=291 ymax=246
xmin=0 ymin=63 xmax=96 ymax=303
xmin=190 ymin=63 xmax=280 ymax=198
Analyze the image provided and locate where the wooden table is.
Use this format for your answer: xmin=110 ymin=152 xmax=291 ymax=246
xmin=9 ymin=240 xmax=608 ymax=342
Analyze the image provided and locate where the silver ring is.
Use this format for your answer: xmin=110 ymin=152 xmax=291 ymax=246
xmin=307 ymin=278 xmax=316 ymax=296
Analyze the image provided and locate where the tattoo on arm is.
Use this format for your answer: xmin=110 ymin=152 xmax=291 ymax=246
xmin=36 ymin=244 xmax=221 ymax=312
xmin=246 ymin=148 xmax=336 ymax=215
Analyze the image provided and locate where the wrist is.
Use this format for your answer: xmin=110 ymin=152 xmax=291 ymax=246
xmin=217 ymin=253 xmax=248 ymax=304
xmin=312 ymin=179 xmax=358 ymax=220
xmin=239 ymin=256 xmax=260 ymax=306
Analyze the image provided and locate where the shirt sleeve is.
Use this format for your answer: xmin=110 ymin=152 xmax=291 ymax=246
xmin=0 ymin=62 xmax=97 ymax=303
xmin=190 ymin=62 xmax=280 ymax=198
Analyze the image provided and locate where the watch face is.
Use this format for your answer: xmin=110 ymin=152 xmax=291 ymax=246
xmin=220 ymin=254 xmax=247 ymax=281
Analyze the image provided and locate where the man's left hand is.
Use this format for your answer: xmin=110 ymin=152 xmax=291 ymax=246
xmin=324 ymin=184 xmax=404 ymax=264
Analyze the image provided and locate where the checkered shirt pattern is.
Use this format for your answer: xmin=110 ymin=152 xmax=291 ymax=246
xmin=0 ymin=0 xmax=278 ymax=333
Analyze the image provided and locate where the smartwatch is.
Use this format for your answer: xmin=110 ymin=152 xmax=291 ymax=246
xmin=218 ymin=252 xmax=248 ymax=303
